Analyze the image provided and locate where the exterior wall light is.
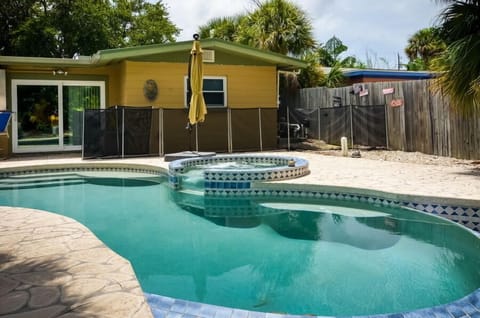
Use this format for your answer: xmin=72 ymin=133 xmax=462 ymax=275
xmin=53 ymin=69 xmax=68 ymax=76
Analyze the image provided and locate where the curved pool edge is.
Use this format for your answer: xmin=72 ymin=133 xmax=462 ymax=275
xmin=1 ymin=162 xmax=480 ymax=318
xmin=256 ymin=182 xmax=480 ymax=234
xmin=0 ymin=206 xmax=153 ymax=317
xmin=0 ymin=162 xmax=168 ymax=176
xmin=145 ymin=289 xmax=480 ymax=318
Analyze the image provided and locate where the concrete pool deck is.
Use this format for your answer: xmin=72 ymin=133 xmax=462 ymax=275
xmin=1 ymin=151 xmax=480 ymax=317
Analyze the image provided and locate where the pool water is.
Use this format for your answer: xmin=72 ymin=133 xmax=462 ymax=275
xmin=196 ymin=161 xmax=280 ymax=170
xmin=179 ymin=161 xmax=281 ymax=190
xmin=1 ymin=170 xmax=479 ymax=316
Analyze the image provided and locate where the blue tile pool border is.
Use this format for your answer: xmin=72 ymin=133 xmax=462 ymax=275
xmin=145 ymin=288 xmax=480 ymax=318
xmin=1 ymin=163 xmax=480 ymax=318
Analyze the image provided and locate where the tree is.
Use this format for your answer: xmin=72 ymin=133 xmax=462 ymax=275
xmin=12 ymin=13 xmax=58 ymax=57
xmin=235 ymin=0 xmax=316 ymax=56
xmin=1 ymin=0 xmax=179 ymax=57
xmin=51 ymin=0 xmax=114 ymax=56
xmin=297 ymin=36 xmax=365 ymax=88
xmin=404 ymin=27 xmax=446 ymax=70
xmin=297 ymin=51 xmax=324 ymax=88
xmin=433 ymin=0 xmax=480 ymax=113
xmin=320 ymin=63 xmax=345 ymax=88
xmin=316 ymin=36 xmax=362 ymax=68
xmin=0 ymin=0 xmax=37 ymax=55
xmin=198 ymin=16 xmax=243 ymax=42
xmin=111 ymin=0 xmax=179 ymax=47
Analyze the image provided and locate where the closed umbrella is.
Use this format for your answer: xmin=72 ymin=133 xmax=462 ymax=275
xmin=188 ymin=38 xmax=207 ymax=124
xmin=188 ymin=34 xmax=207 ymax=152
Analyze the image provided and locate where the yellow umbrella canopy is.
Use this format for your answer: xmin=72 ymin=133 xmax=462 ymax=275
xmin=188 ymin=35 xmax=207 ymax=126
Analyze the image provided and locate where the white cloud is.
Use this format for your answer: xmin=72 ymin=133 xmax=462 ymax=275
xmin=160 ymin=0 xmax=446 ymax=68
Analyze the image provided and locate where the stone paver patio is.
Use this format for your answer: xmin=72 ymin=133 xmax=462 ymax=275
xmin=0 ymin=207 xmax=152 ymax=318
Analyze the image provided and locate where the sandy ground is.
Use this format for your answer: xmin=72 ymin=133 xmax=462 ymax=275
xmin=289 ymin=139 xmax=479 ymax=170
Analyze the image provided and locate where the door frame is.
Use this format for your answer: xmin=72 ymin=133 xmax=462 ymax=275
xmin=11 ymin=79 xmax=106 ymax=153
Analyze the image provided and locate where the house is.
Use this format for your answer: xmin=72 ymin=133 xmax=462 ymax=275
xmin=0 ymin=39 xmax=306 ymax=157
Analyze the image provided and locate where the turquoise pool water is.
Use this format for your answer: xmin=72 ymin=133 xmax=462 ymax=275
xmin=1 ymin=170 xmax=479 ymax=316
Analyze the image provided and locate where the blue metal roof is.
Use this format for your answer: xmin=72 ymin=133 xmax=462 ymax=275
xmin=344 ymin=69 xmax=434 ymax=79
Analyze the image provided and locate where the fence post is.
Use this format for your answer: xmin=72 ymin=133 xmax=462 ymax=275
xmin=227 ymin=108 xmax=232 ymax=153
xmin=384 ymin=97 xmax=389 ymax=149
xmin=121 ymin=107 xmax=125 ymax=158
xmin=258 ymin=108 xmax=263 ymax=151
xmin=317 ymin=106 xmax=321 ymax=140
xmin=195 ymin=124 xmax=199 ymax=152
xmin=158 ymin=108 xmax=163 ymax=156
xmin=349 ymin=104 xmax=354 ymax=148
xmin=287 ymin=106 xmax=291 ymax=151
xmin=81 ymin=110 xmax=85 ymax=159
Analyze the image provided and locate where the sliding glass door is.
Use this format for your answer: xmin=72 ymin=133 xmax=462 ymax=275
xmin=12 ymin=80 xmax=105 ymax=153
xmin=16 ymin=85 xmax=60 ymax=147
xmin=63 ymin=85 xmax=101 ymax=147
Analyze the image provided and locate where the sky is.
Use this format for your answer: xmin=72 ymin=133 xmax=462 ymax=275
xmin=160 ymin=0 xmax=446 ymax=69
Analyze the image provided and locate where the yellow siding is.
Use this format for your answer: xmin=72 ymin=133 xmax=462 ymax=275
xmin=109 ymin=63 xmax=123 ymax=106
xmin=7 ymin=60 xmax=279 ymax=109
xmin=206 ymin=64 xmax=277 ymax=108
xmin=122 ymin=61 xmax=187 ymax=107
xmin=52 ymin=65 xmax=123 ymax=106
xmin=121 ymin=61 xmax=277 ymax=109
xmin=117 ymin=62 xmax=127 ymax=106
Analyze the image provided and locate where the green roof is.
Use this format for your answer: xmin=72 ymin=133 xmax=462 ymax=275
xmin=0 ymin=39 xmax=307 ymax=71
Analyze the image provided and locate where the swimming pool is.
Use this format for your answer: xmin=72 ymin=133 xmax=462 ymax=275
xmin=1 ymin=168 xmax=480 ymax=316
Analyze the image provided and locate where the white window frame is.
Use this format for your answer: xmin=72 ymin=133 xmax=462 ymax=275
xmin=11 ymin=79 xmax=106 ymax=153
xmin=184 ymin=76 xmax=227 ymax=108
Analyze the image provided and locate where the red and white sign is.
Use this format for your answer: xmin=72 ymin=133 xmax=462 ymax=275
xmin=390 ymin=99 xmax=404 ymax=107
xmin=382 ymin=87 xmax=395 ymax=95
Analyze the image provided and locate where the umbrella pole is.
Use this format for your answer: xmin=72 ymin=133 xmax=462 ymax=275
xmin=195 ymin=124 xmax=199 ymax=152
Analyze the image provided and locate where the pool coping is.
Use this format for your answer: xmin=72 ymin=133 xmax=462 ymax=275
xmin=1 ymin=161 xmax=480 ymax=318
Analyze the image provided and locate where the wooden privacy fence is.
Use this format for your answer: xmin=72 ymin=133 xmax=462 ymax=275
xmin=292 ymin=79 xmax=480 ymax=160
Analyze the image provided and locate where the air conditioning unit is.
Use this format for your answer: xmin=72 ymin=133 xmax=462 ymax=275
xmin=203 ymin=50 xmax=215 ymax=63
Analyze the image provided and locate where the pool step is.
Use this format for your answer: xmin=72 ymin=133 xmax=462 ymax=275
xmin=0 ymin=174 xmax=86 ymax=190
xmin=170 ymin=189 xmax=205 ymax=210
xmin=178 ymin=189 xmax=204 ymax=196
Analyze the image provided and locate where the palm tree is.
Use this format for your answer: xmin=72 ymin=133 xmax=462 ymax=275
xmin=198 ymin=16 xmax=243 ymax=42
xmin=321 ymin=63 xmax=344 ymax=88
xmin=404 ymin=27 xmax=446 ymax=70
xmin=317 ymin=36 xmax=362 ymax=68
xmin=433 ymin=0 xmax=480 ymax=113
xmin=235 ymin=0 xmax=315 ymax=56
xmin=297 ymin=51 xmax=325 ymax=88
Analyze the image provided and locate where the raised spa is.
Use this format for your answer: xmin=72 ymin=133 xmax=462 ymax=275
xmin=168 ymin=154 xmax=309 ymax=195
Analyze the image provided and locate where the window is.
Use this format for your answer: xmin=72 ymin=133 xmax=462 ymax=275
xmin=185 ymin=76 xmax=227 ymax=107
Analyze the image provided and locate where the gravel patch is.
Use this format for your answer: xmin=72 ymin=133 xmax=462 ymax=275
xmin=290 ymin=139 xmax=479 ymax=168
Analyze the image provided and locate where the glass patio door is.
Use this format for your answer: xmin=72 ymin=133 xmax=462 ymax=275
xmin=16 ymin=85 xmax=60 ymax=148
xmin=63 ymin=85 xmax=101 ymax=147
xmin=12 ymin=80 xmax=105 ymax=153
